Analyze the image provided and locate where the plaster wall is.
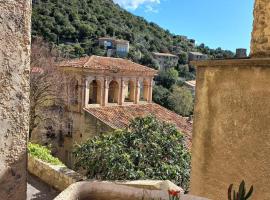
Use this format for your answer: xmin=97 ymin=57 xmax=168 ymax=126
xmin=190 ymin=60 xmax=270 ymax=200
xmin=0 ymin=1 xmax=31 ymax=199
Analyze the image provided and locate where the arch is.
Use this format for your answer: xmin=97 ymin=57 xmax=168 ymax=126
xmin=125 ymin=80 xmax=135 ymax=103
xmin=108 ymin=80 xmax=120 ymax=104
xmin=89 ymin=80 xmax=101 ymax=104
xmin=140 ymin=79 xmax=150 ymax=101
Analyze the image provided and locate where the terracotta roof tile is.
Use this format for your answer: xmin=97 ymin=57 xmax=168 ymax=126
xmin=57 ymin=56 xmax=157 ymax=74
xmin=84 ymin=103 xmax=193 ymax=149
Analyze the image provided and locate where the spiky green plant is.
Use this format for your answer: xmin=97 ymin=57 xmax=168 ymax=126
xmin=228 ymin=180 xmax=253 ymax=200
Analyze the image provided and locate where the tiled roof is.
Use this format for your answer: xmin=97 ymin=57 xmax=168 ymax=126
xmin=84 ymin=103 xmax=193 ymax=148
xmin=57 ymin=56 xmax=157 ymax=74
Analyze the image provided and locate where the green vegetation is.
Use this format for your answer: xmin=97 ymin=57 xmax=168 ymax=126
xmin=73 ymin=115 xmax=191 ymax=191
xmin=228 ymin=181 xmax=254 ymax=200
xmin=153 ymin=69 xmax=194 ymax=117
xmin=32 ymin=0 xmax=234 ymax=63
xmin=167 ymin=86 xmax=194 ymax=116
xmin=28 ymin=142 xmax=64 ymax=166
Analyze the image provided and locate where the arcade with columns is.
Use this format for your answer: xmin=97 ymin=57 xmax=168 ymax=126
xmin=85 ymin=76 xmax=153 ymax=107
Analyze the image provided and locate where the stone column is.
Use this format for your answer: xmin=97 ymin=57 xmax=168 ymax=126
xmin=0 ymin=1 xmax=31 ymax=200
xmin=102 ymin=77 xmax=109 ymax=106
xmin=119 ymin=79 xmax=126 ymax=105
xmin=85 ymin=79 xmax=90 ymax=107
xmin=134 ymin=79 xmax=140 ymax=104
xmin=250 ymin=0 xmax=270 ymax=57
xmin=148 ymin=79 xmax=153 ymax=103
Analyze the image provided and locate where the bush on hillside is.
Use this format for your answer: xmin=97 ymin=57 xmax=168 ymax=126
xmin=168 ymin=86 xmax=194 ymax=116
xmin=73 ymin=115 xmax=191 ymax=191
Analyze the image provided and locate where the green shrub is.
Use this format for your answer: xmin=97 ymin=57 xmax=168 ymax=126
xmin=73 ymin=115 xmax=191 ymax=191
xmin=28 ymin=142 xmax=64 ymax=166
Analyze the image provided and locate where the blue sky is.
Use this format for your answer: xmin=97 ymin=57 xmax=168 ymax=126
xmin=113 ymin=0 xmax=254 ymax=52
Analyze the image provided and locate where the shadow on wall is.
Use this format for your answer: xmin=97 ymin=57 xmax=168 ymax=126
xmin=0 ymin=154 xmax=27 ymax=200
xmin=27 ymin=172 xmax=59 ymax=200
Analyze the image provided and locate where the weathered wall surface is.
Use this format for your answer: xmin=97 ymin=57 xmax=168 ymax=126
xmin=250 ymin=0 xmax=270 ymax=57
xmin=190 ymin=59 xmax=270 ymax=200
xmin=28 ymin=155 xmax=85 ymax=191
xmin=0 ymin=1 xmax=31 ymax=200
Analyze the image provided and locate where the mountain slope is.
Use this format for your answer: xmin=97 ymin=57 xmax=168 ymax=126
xmin=32 ymin=0 xmax=234 ymax=65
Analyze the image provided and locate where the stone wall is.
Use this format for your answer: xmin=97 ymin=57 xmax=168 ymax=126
xmin=190 ymin=59 xmax=270 ymax=200
xmin=0 ymin=1 xmax=31 ymax=200
xmin=250 ymin=0 xmax=270 ymax=57
xmin=28 ymin=155 xmax=85 ymax=191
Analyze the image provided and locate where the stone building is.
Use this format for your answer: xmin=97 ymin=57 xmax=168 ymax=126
xmin=184 ymin=80 xmax=196 ymax=96
xmin=32 ymin=56 xmax=192 ymax=168
xmin=98 ymin=37 xmax=130 ymax=57
xmin=0 ymin=1 xmax=31 ymax=200
xmin=188 ymin=52 xmax=208 ymax=62
xmin=152 ymin=52 xmax=179 ymax=71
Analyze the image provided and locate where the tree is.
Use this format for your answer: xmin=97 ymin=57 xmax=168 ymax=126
xmin=73 ymin=115 xmax=191 ymax=191
xmin=30 ymin=37 xmax=64 ymax=138
xmin=155 ymin=68 xmax=179 ymax=89
xmin=152 ymin=85 xmax=170 ymax=107
xmin=168 ymin=86 xmax=194 ymax=116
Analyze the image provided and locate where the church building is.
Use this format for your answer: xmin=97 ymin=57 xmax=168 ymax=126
xmin=33 ymin=56 xmax=192 ymax=167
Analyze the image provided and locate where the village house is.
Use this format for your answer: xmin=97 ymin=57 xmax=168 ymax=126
xmin=98 ymin=37 xmax=130 ymax=57
xmin=184 ymin=80 xmax=196 ymax=96
xmin=152 ymin=52 xmax=179 ymax=71
xmin=188 ymin=52 xmax=208 ymax=61
xmin=32 ymin=56 xmax=192 ymax=168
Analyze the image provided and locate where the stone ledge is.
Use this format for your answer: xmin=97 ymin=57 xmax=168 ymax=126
xmin=191 ymin=58 xmax=270 ymax=67
xmin=28 ymin=155 xmax=86 ymax=191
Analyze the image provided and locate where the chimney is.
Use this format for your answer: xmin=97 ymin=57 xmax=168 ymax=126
xmin=250 ymin=0 xmax=270 ymax=57
xmin=235 ymin=48 xmax=247 ymax=58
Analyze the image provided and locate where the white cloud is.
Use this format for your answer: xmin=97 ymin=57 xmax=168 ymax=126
xmin=145 ymin=5 xmax=159 ymax=13
xmin=113 ymin=0 xmax=160 ymax=10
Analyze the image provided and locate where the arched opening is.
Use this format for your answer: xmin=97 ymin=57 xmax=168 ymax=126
xmin=108 ymin=80 xmax=119 ymax=104
xmin=140 ymin=80 xmax=149 ymax=101
xmin=89 ymin=80 xmax=101 ymax=104
xmin=125 ymin=80 xmax=135 ymax=103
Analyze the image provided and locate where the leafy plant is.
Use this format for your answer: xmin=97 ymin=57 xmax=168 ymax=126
xmin=74 ymin=115 xmax=191 ymax=191
xmin=28 ymin=142 xmax=64 ymax=166
xmin=228 ymin=180 xmax=254 ymax=200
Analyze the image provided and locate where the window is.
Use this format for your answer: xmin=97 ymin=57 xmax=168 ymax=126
xmin=66 ymin=120 xmax=73 ymax=138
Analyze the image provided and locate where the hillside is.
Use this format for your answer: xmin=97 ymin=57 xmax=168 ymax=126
xmin=32 ymin=0 xmax=234 ymax=67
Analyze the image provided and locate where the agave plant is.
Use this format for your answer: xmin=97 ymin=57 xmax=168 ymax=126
xmin=228 ymin=180 xmax=253 ymax=200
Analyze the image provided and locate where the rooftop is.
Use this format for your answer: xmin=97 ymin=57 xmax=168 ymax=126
xmin=84 ymin=103 xmax=192 ymax=148
xmin=185 ymin=80 xmax=196 ymax=87
xmin=189 ymin=52 xmax=205 ymax=56
xmin=99 ymin=37 xmax=129 ymax=44
xmin=153 ymin=52 xmax=178 ymax=57
xmin=57 ymin=56 xmax=157 ymax=75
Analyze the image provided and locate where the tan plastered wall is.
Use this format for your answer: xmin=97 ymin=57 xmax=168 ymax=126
xmin=0 ymin=1 xmax=31 ymax=200
xmin=190 ymin=61 xmax=270 ymax=200
xmin=28 ymin=155 xmax=85 ymax=191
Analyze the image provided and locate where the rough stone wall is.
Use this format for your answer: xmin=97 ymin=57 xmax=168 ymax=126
xmin=0 ymin=1 xmax=31 ymax=200
xmin=250 ymin=0 xmax=270 ymax=57
xmin=190 ymin=60 xmax=270 ymax=200
xmin=28 ymin=155 xmax=85 ymax=191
